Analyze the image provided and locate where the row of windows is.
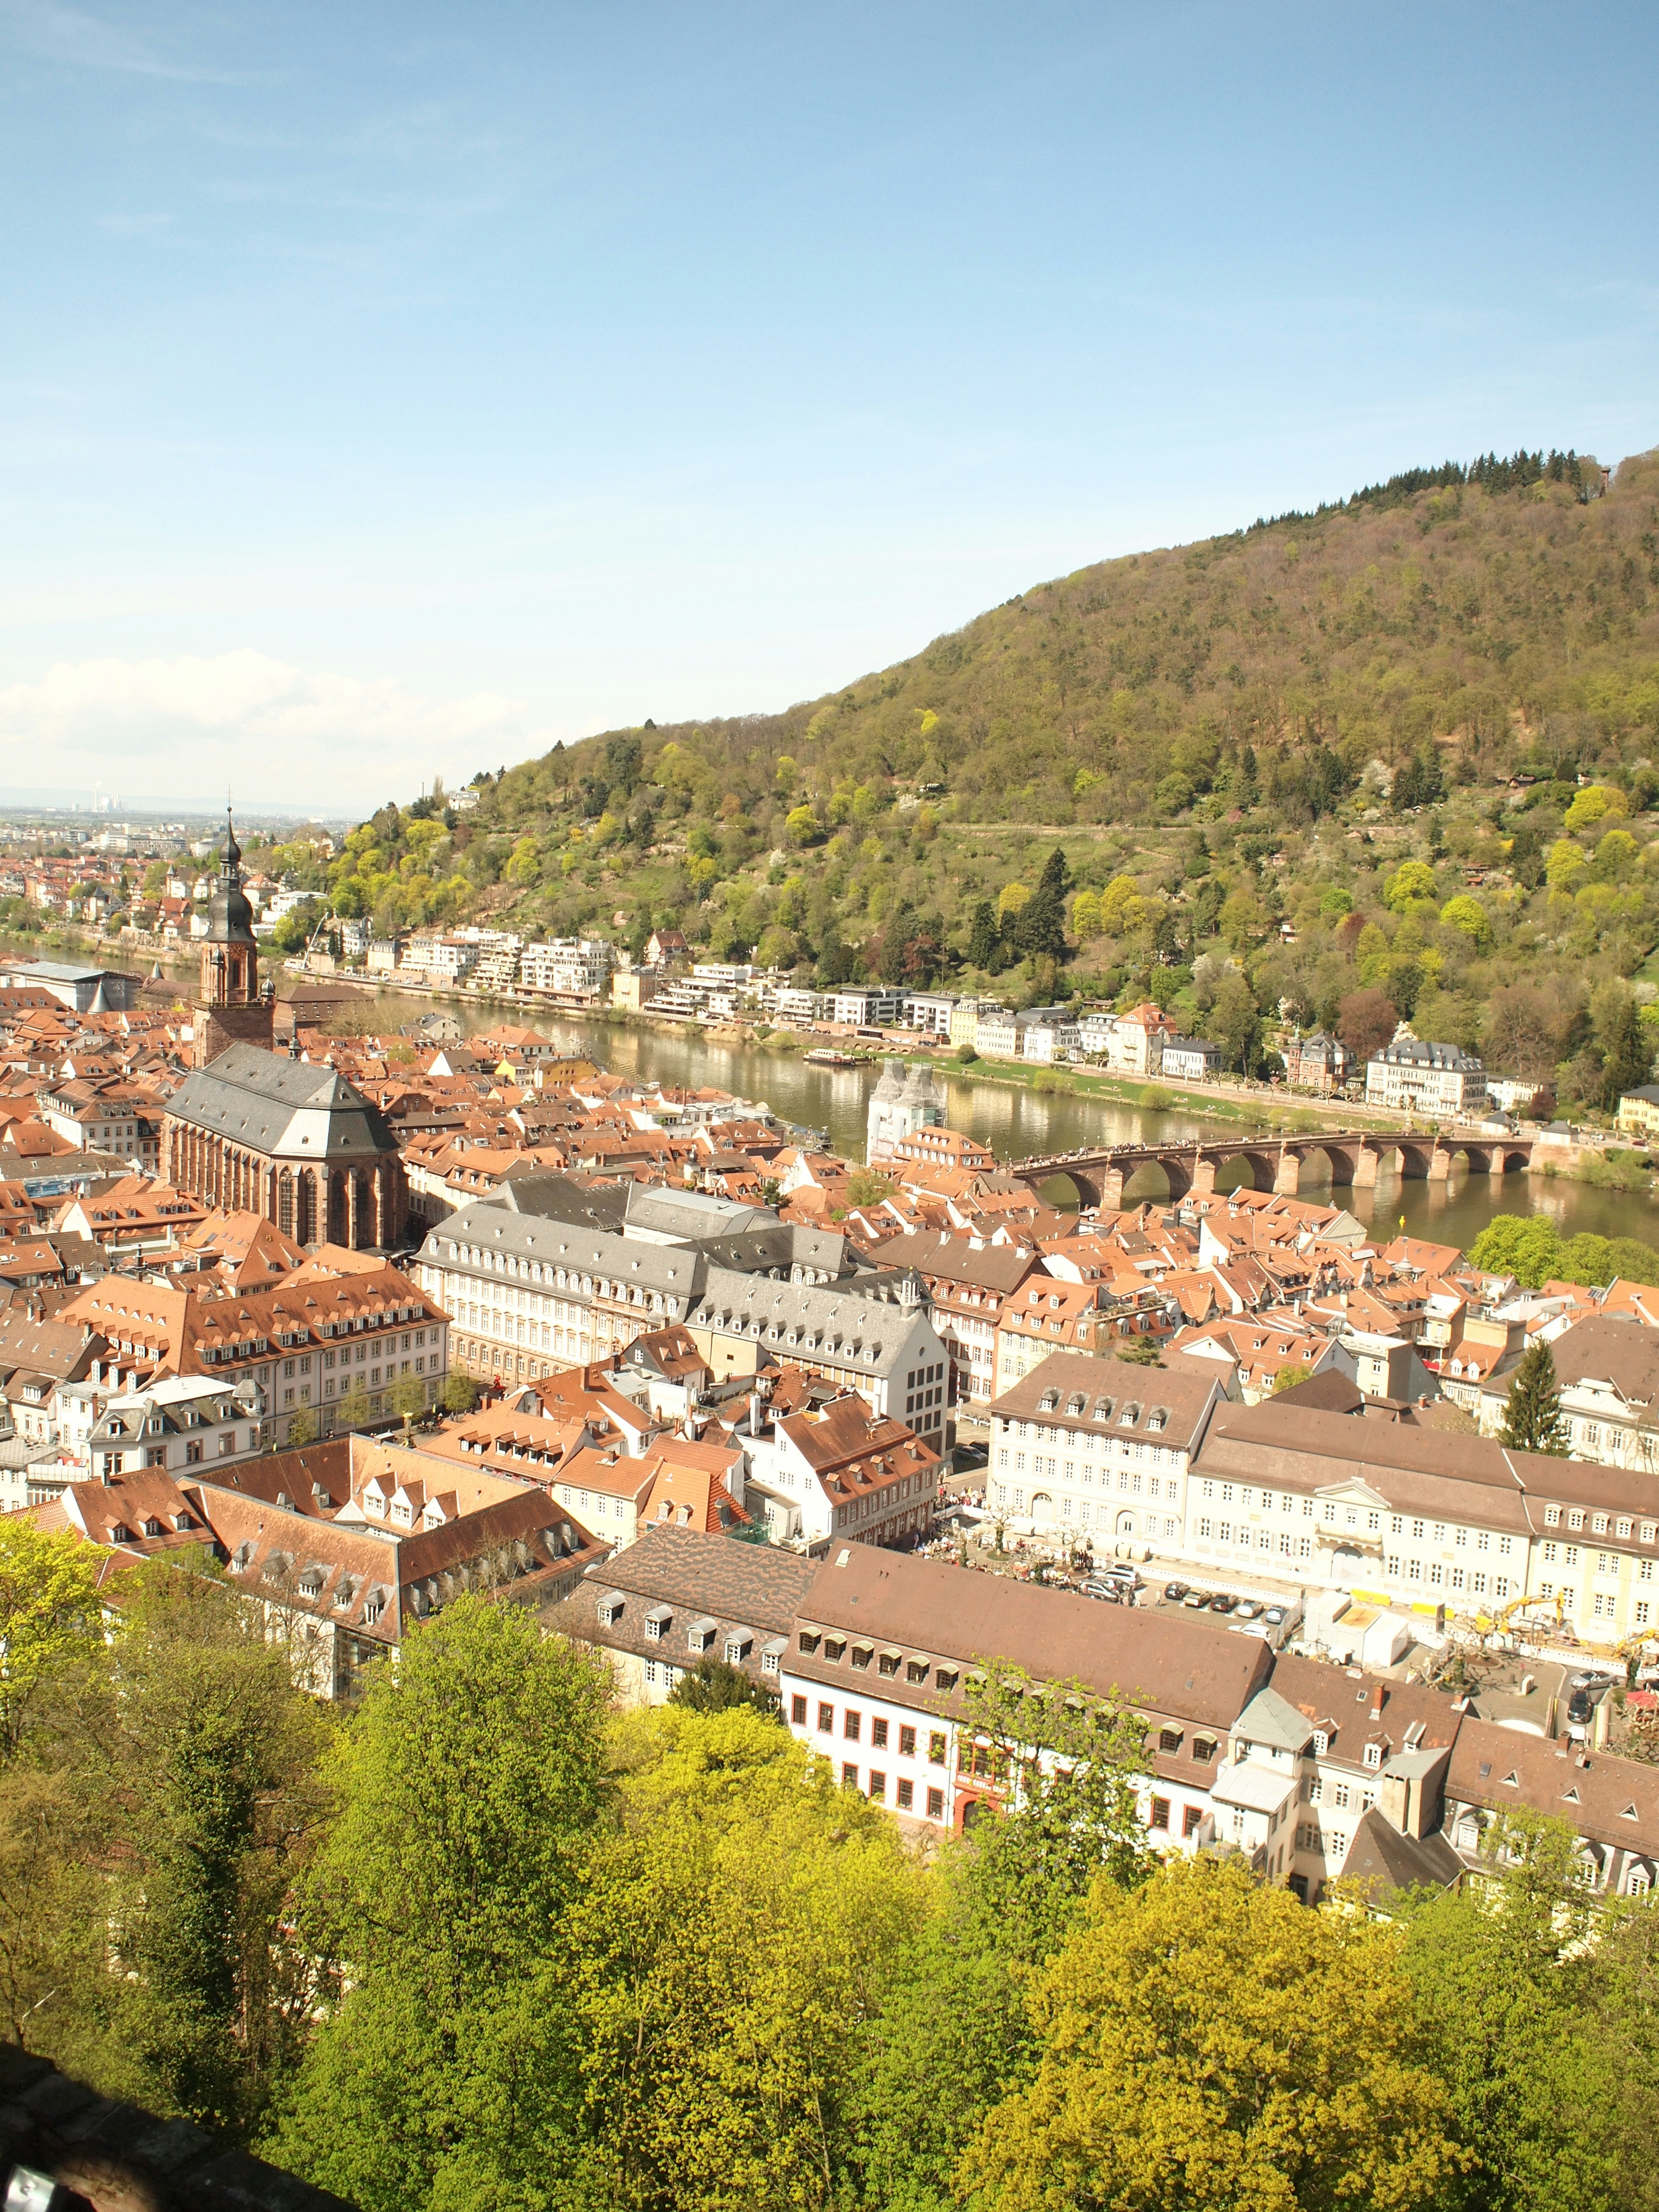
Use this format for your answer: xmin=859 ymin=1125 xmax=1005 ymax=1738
xmin=838 ymin=1764 xmax=945 ymax=1818
xmin=1542 ymin=1503 xmax=1655 ymax=1539
xmin=1539 ymin=1541 xmax=1653 ymax=1578
xmin=281 ymin=1330 xmax=431 ymax=1379
xmin=1386 ymin=1560 xmax=1510 ymax=1597
xmin=995 ymin=1487 xmax=1178 ymax=1534
xmin=1003 ymin=1451 xmax=1179 ymax=1497
xmin=1196 ymin=1483 xmax=1516 ymax=1554
xmin=1198 ymin=1521 xmax=1314 ymax=1557
xmin=794 ymin=1696 xmax=948 ymax=1762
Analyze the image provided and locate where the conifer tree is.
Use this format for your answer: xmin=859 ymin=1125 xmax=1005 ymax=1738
xmin=1500 ymin=1340 xmax=1568 ymax=1456
xmin=1011 ymin=849 xmax=1071 ymax=964
xmin=966 ymin=898 xmax=1002 ymax=970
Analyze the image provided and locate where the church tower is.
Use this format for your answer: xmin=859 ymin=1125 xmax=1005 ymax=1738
xmin=191 ymin=807 xmax=274 ymax=1068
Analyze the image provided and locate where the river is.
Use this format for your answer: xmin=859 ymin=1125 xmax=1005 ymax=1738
xmin=305 ymin=977 xmax=1658 ymax=1257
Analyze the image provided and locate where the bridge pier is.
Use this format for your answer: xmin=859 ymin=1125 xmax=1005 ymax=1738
xmin=1274 ymin=1149 xmax=1302 ymax=1196
xmin=1489 ymin=1151 xmax=1509 ymax=1179
xmin=1189 ymin=1154 xmax=1217 ymax=1198
xmin=1354 ymin=1146 xmax=1381 ymax=1188
xmin=1096 ymin=1167 xmax=1125 ymax=1209
xmin=1428 ymin=1147 xmax=1452 ymax=1183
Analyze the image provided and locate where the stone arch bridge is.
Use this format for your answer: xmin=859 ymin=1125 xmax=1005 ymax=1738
xmin=1009 ymin=1131 xmax=1536 ymax=1211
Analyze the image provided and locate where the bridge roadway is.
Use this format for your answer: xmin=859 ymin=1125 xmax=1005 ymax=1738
xmin=1008 ymin=1129 xmax=1536 ymax=1211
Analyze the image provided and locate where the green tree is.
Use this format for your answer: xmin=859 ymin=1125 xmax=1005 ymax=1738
xmin=1398 ymin=1809 xmax=1609 ymax=2212
xmin=0 ymin=1522 xmax=104 ymax=1765
xmin=667 ymin=1655 xmax=779 ymax=1716
xmin=337 ymin=1381 xmax=373 ymax=1429
xmin=1440 ymin=893 xmax=1494 ymax=949
xmin=1499 ymin=1340 xmax=1569 ymax=1455
xmin=1386 ymin=859 xmax=1439 ymax=910
xmin=846 ymin=1167 xmax=898 ymax=1209
xmin=269 ymin=1601 xmax=612 ymax=2209
xmin=390 ymin=1374 xmax=427 ymax=1421
xmin=1010 ymin=849 xmax=1072 ymax=964
xmin=1591 ymin=979 xmax=1652 ymax=1109
xmin=570 ymin=1706 xmax=924 ymax=2212
xmin=962 ymin=1856 xmax=1461 ymax=2212
xmin=1208 ymin=968 xmax=1261 ymax=1073
xmin=441 ymin=1371 xmax=480 ymax=1414
xmin=966 ymin=899 xmax=1003 ymax=970
xmin=46 ymin=1556 xmax=334 ymax=2142
xmin=1468 ymin=1213 xmax=1564 ymax=1291
xmin=950 ymin=1659 xmax=1152 ymax=1968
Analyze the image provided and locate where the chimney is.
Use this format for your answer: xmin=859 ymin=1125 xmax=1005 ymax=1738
xmin=1370 ymin=1682 xmax=1386 ymax=1719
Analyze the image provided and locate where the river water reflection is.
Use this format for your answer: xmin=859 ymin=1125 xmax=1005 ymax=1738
xmin=319 ymin=981 xmax=1659 ymax=1258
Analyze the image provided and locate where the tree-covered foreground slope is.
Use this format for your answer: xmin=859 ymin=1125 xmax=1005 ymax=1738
xmin=10 ymin=1525 xmax=1659 ymax=2212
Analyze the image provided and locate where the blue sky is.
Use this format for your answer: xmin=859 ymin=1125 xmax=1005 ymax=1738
xmin=1 ymin=0 xmax=1655 ymax=814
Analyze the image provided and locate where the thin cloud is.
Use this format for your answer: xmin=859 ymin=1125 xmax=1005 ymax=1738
xmin=2 ymin=0 xmax=256 ymax=82
xmin=0 ymin=649 xmax=531 ymax=811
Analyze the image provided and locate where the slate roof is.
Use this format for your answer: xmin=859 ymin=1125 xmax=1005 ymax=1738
xmin=164 ymin=1043 xmax=397 ymax=1163
xmin=1341 ymin=1806 xmax=1464 ymax=1896
xmin=424 ymin=1204 xmax=703 ymax=1299
xmin=686 ymin=1265 xmax=930 ymax=1382
xmin=564 ymin=1521 xmax=819 ymax=1634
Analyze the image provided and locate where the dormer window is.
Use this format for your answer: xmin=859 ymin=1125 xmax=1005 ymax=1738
xmin=1568 ymin=1509 xmax=1585 ymax=1531
xmin=1312 ymin=1730 xmax=1329 ymax=1755
xmin=1363 ymin=1742 xmax=1384 ymax=1770
xmin=1544 ymin=1504 xmax=1560 ymax=1526
xmin=823 ymin=1637 xmax=846 ymax=1662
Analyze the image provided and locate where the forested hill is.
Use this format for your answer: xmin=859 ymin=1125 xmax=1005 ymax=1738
xmin=465 ymin=442 xmax=1658 ymax=836
xmin=292 ymin=442 xmax=1659 ymax=961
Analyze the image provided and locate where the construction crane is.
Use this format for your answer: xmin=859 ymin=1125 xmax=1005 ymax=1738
xmin=1443 ymin=1590 xmax=1566 ymax=1648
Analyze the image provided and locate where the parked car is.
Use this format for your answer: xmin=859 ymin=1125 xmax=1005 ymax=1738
xmin=1163 ymin=1581 xmax=1189 ymax=1603
xmin=1182 ymin=1589 xmax=1209 ymax=1609
xmin=1233 ymin=1599 xmax=1263 ymax=1621
xmin=1263 ymin=1605 xmax=1288 ymax=1627
xmin=1208 ymin=1592 xmax=1239 ymax=1615
xmin=1566 ymin=1688 xmax=1593 ymax=1725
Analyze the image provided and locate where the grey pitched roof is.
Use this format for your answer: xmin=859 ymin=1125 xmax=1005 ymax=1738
xmin=494 ymin=1172 xmax=630 ymax=1228
xmin=1340 ymin=1806 xmax=1464 ymax=1896
xmin=165 ymin=1044 xmax=397 ymax=1163
xmin=422 ymin=1204 xmax=706 ymax=1298
xmin=685 ymin=1265 xmax=930 ymax=1378
xmin=1234 ymin=1684 xmax=1316 ymax=1752
xmin=623 ymin=1186 xmax=775 ymax=1238
xmin=585 ymin=1522 xmax=819 ymax=1629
